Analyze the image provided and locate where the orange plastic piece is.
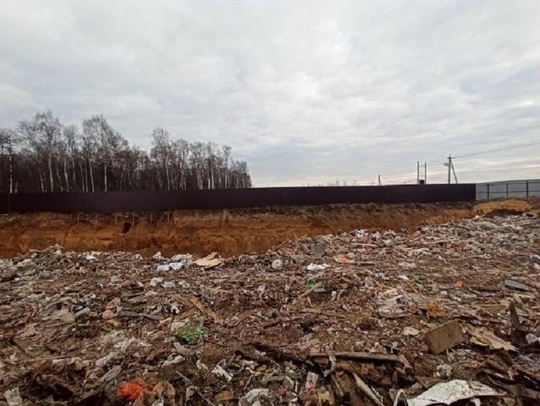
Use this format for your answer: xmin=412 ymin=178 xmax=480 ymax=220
xmin=117 ymin=378 xmax=152 ymax=401
xmin=334 ymin=254 xmax=354 ymax=264
xmin=426 ymin=300 xmax=446 ymax=318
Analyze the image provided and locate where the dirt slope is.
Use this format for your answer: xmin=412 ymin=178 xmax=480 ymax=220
xmin=0 ymin=199 xmax=537 ymax=258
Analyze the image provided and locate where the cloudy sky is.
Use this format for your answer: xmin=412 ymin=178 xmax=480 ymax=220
xmin=1 ymin=0 xmax=539 ymax=186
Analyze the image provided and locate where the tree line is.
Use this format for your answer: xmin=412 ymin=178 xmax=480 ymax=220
xmin=0 ymin=110 xmax=252 ymax=193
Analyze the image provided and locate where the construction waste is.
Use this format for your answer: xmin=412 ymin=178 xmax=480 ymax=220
xmin=0 ymin=212 xmax=539 ymax=405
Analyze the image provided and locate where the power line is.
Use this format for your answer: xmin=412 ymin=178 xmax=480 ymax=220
xmin=457 ymin=165 xmax=540 ymax=174
xmin=454 ymin=140 xmax=540 ymax=159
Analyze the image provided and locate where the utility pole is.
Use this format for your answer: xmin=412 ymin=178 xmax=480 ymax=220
xmin=446 ymin=155 xmax=458 ymax=184
xmin=417 ymin=161 xmax=427 ymax=184
xmin=451 ymin=160 xmax=458 ymax=184
xmin=447 ymin=155 xmax=452 ymax=184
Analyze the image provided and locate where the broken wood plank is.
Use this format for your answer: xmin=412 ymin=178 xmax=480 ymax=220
xmin=261 ymin=315 xmax=306 ymax=329
xmin=299 ymin=308 xmax=348 ymax=318
xmin=11 ymin=337 xmax=36 ymax=357
xmin=424 ymin=320 xmax=464 ymax=354
xmin=251 ymin=341 xmax=307 ymax=362
xmin=509 ymin=302 xmax=528 ymax=347
xmin=227 ymin=310 xmax=254 ymax=327
xmin=310 ymin=358 xmax=363 ymax=375
xmin=189 ymin=296 xmax=224 ymax=325
xmin=465 ymin=325 xmax=517 ymax=352
xmin=352 ymin=373 xmax=385 ymax=406
xmin=308 ymin=352 xmax=402 ymax=364
xmin=330 ymin=372 xmax=363 ymax=405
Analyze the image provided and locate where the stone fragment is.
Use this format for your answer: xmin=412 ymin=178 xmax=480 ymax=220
xmin=504 ymin=279 xmax=530 ymax=291
xmin=271 ymin=259 xmax=283 ymax=270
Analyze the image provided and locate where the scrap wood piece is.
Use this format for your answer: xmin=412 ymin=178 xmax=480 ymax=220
xmin=117 ymin=311 xmax=162 ymax=321
xmin=519 ymin=341 xmax=540 ymax=355
xmin=234 ymin=348 xmax=273 ymax=365
xmin=415 ymin=376 xmax=443 ymax=390
xmin=227 ymin=310 xmax=254 ymax=327
xmin=515 ymin=366 xmax=540 ymax=386
xmin=34 ymin=374 xmax=78 ymax=400
xmin=176 ymin=373 xmax=217 ymax=406
xmin=424 ymin=320 xmax=464 ymax=354
xmin=310 ymin=358 xmax=362 ymax=375
xmin=485 ymin=376 xmax=540 ymax=402
xmin=72 ymin=389 xmax=105 ymax=405
xmin=250 ymin=341 xmax=307 ymax=363
xmin=309 ymin=352 xmax=402 ymax=365
xmin=0 ymin=271 xmax=17 ymax=283
xmin=330 ymin=372 xmax=363 ymax=405
xmin=214 ymin=390 xmax=235 ymax=403
xmin=189 ymin=296 xmax=224 ymax=325
xmin=299 ymin=308 xmax=348 ymax=318
xmin=352 ymin=373 xmax=385 ymax=406
xmin=299 ymin=390 xmax=335 ymax=405
xmin=11 ymin=337 xmax=38 ymax=357
xmin=509 ymin=302 xmax=528 ymax=347
xmin=465 ymin=325 xmax=517 ymax=352
xmin=484 ymin=357 xmax=513 ymax=375
xmin=262 ymin=315 xmax=306 ymax=329
xmin=330 ymin=373 xmax=347 ymax=400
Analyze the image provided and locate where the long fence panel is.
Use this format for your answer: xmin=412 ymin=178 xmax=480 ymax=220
xmin=476 ymin=179 xmax=540 ymax=200
xmin=0 ymin=184 xmax=476 ymax=214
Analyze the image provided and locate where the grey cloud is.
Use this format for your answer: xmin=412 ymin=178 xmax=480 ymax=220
xmin=1 ymin=0 xmax=539 ymax=186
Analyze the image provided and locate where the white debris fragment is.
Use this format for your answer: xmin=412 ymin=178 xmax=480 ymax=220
xmin=307 ymin=263 xmax=330 ymax=271
xmin=398 ymin=261 xmax=416 ymax=270
xmin=408 ymin=380 xmax=504 ymax=406
xmin=211 ymin=360 xmax=233 ymax=382
xmin=169 ymin=262 xmax=183 ymax=270
xmin=239 ymin=388 xmax=278 ymax=406
xmin=150 ymin=277 xmax=163 ymax=287
xmin=403 ymin=327 xmax=420 ymax=336
xmin=4 ymin=387 xmax=23 ymax=406
xmin=156 ymin=264 xmax=170 ymax=271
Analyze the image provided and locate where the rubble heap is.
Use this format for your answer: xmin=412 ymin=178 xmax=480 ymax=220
xmin=0 ymin=213 xmax=539 ymax=405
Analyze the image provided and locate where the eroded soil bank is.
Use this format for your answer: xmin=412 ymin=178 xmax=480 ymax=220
xmin=0 ymin=199 xmax=536 ymax=258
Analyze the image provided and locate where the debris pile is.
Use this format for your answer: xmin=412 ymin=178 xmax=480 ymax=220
xmin=0 ymin=213 xmax=539 ymax=405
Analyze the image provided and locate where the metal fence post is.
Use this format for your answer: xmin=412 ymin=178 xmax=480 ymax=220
xmin=506 ymin=182 xmax=509 ymax=198
xmin=526 ymin=181 xmax=529 ymax=198
xmin=487 ymin=183 xmax=490 ymax=199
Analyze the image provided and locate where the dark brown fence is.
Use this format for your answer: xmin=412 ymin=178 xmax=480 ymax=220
xmin=0 ymin=184 xmax=476 ymax=214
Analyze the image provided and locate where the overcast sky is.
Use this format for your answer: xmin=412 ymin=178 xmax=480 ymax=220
xmin=1 ymin=0 xmax=539 ymax=186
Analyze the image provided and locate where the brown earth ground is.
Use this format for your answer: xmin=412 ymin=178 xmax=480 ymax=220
xmin=0 ymin=198 xmax=538 ymax=258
